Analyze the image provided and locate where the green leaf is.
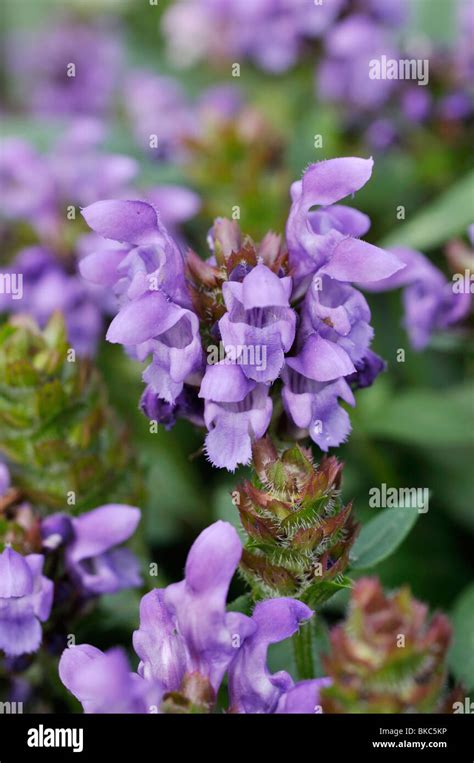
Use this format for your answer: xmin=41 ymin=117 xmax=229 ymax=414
xmin=358 ymin=385 xmax=474 ymax=447
xmin=379 ymin=170 xmax=474 ymax=250
xmin=350 ymin=507 xmax=420 ymax=570
xmin=304 ymin=575 xmax=353 ymax=608
xmin=448 ymin=584 xmax=474 ymax=692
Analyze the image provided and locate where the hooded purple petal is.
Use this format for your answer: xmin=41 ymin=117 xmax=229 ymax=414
xmin=320 ymin=237 xmax=405 ymax=284
xmin=82 ymin=200 xmax=162 ymax=247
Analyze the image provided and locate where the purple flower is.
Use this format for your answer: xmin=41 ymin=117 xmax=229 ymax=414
xmin=199 ymin=364 xmax=273 ymax=470
xmin=438 ymin=92 xmax=473 ymax=121
xmin=42 ymin=505 xmax=142 ymax=596
xmin=219 ymin=263 xmax=296 ymax=382
xmin=197 ymin=85 xmax=243 ymax=123
xmin=79 ymin=157 xmax=402 ymax=463
xmin=358 ymin=0 xmax=407 ymax=26
xmin=228 ymin=598 xmax=313 ymax=713
xmin=134 ymin=521 xmax=253 ymax=693
xmin=300 ymin=276 xmax=374 ymax=366
xmin=80 ymin=199 xmax=203 ymax=403
xmin=50 ymin=119 xmax=138 ymax=208
xmin=363 ymin=246 xmax=472 ymax=350
xmin=365 ymin=118 xmax=398 ymax=150
xmin=80 ymin=200 xmax=192 ymax=308
xmin=0 ymin=126 xmax=140 ymax=240
xmin=0 ymin=547 xmax=53 ymax=657
xmin=282 ymin=365 xmax=355 ymax=451
xmin=286 ymin=157 xmax=401 ymax=294
xmin=108 ymin=292 xmax=202 ymax=405
xmin=282 ymin=158 xmax=403 ymax=449
xmin=59 ymin=521 xmax=320 ymax=714
xmin=8 ymin=19 xmax=122 ymax=117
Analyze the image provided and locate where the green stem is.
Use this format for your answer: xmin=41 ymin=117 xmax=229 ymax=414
xmin=292 ymin=620 xmax=314 ymax=680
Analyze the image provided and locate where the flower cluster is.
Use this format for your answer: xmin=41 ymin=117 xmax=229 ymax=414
xmin=80 ymin=157 xmax=404 ymax=469
xmin=59 ymin=520 xmax=327 ymax=714
xmin=0 ymin=466 xmax=141 ymax=659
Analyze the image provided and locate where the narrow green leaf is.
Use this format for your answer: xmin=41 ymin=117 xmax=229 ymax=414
xmin=350 ymin=507 xmax=420 ymax=570
xmin=380 ymin=171 xmax=474 ymax=250
xmin=448 ymin=584 xmax=474 ymax=692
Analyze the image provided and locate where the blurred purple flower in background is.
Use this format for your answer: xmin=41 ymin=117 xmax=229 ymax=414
xmin=59 ymin=520 xmax=324 ymax=713
xmin=0 ymin=247 xmax=103 ymax=356
xmin=124 ymin=71 xmax=195 ymax=160
xmin=317 ymin=14 xmax=400 ymax=111
xmin=7 ymin=18 xmax=122 ymax=117
xmin=362 ymin=245 xmax=472 ymax=350
xmin=162 ymin=0 xmax=344 ymax=72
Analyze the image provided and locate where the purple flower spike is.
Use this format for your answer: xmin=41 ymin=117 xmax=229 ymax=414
xmin=228 ymin=598 xmax=313 ymax=713
xmin=134 ymin=521 xmax=255 ymax=694
xmin=199 ymin=364 xmax=273 ymax=471
xmin=0 ymin=548 xmax=53 ymax=657
xmin=65 ymin=505 xmax=142 ymax=595
xmin=59 ymin=645 xmax=162 ymax=714
xmin=219 ymin=263 xmax=296 ymax=382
